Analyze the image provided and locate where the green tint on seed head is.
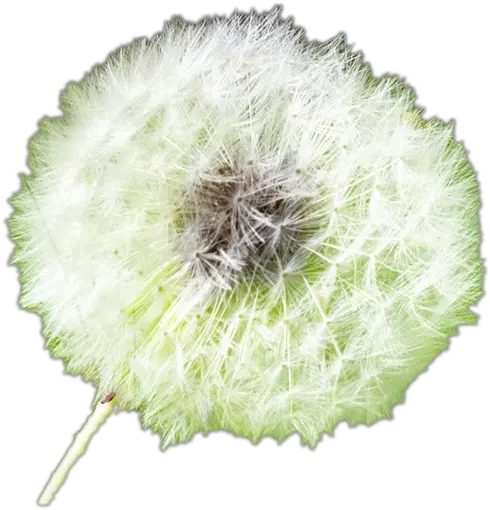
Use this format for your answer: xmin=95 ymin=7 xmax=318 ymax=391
xmin=7 ymin=5 xmax=483 ymax=505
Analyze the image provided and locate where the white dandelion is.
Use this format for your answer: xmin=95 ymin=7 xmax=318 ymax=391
xmin=8 ymin=6 xmax=483 ymax=505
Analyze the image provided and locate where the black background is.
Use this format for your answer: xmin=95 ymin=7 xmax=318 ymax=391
xmin=2 ymin=2 xmax=488 ymax=509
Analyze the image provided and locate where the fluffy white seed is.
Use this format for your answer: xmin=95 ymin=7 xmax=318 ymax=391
xmin=9 ymin=6 xmax=483 ymax=447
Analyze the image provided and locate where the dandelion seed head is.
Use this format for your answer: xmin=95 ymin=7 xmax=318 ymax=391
xmin=8 ymin=6 xmax=483 ymax=448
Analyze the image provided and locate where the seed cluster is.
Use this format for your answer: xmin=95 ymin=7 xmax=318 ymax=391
xmin=180 ymin=165 xmax=310 ymax=288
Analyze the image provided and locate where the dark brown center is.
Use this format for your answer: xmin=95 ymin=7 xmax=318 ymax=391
xmin=179 ymin=165 xmax=311 ymax=286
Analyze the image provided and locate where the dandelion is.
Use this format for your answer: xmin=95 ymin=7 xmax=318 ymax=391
xmin=8 ymin=6 xmax=483 ymax=505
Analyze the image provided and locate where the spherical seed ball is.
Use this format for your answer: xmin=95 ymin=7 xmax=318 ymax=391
xmin=9 ymin=7 xmax=483 ymax=448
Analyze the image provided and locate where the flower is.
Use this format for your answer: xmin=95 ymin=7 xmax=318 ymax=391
xmin=8 ymin=6 xmax=483 ymax=451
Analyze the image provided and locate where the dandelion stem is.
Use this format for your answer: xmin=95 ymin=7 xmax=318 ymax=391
xmin=38 ymin=393 xmax=116 ymax=506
